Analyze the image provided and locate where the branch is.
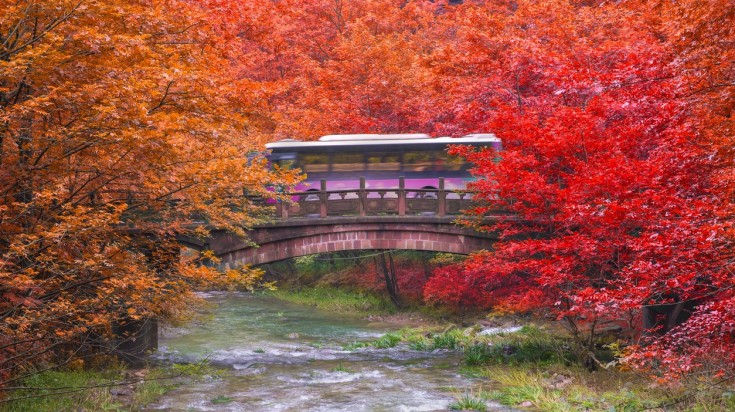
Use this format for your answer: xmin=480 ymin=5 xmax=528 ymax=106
xmin=147 ymin=80 xmax=174 ymax=115
xmin=0 ymin=1 xmax=84 ymax=61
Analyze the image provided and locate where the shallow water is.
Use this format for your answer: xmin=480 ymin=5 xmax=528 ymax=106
xmin=146 ymin=292 xmax=509 ymax=411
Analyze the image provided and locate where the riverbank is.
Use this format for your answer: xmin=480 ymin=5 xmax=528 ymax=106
xmin=264 ymin=285 xmax=481 ymax=325
xmin=265 ymin=287 xmax=735 ymax=411
xmin=0 ymin=361 xmax=219 ymax=412
xmin=4 ymin=290 xmax=734 ymax=411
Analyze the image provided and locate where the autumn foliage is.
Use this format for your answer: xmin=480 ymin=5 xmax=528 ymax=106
xmin=1 ymin=0 xmax=733 ymax=389
xmin=200 ymin=0 xmax=733 ymax=379
xmin=0 ymin=0 xmax=296 ymax=388
xmin=420 ymin=0 xmax=733 ymax=378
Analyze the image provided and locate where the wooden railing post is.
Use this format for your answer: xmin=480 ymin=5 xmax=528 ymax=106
xmin=320 ymin=179 xmax=328 ymax=218
xmin=280 ymin=199 xmax=289 ymax=219
xmin=438 ymin=177 xmax=446 ymax=217
xmin=359 ymin=177 xmax=366 ymax=217
xmin=398 ymin=176 xmax=406 ymax=216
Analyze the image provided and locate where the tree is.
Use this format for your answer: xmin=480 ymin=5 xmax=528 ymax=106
xmin=202 ymin=0 xmax=443 ymax=139
xmin=422 ymin=0 xmax=726 ymax=373
xmin=0 ymin=0 xmax=297 ymax=389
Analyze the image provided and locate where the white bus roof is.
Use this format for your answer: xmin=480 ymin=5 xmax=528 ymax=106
xmin=266 ymin=133 xmax=499 ymax=149
xmin=319 ymin=134 xmax=430 ymax=141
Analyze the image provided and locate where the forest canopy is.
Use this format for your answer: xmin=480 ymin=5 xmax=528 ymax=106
xmin=1 ymin=0 xmax=733 ymax=388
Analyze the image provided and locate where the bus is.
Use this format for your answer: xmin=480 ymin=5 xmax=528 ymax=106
xmin=266 ymin=133 xmax=501 ymax=194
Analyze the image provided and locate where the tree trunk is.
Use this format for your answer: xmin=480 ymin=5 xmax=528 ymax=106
xmin=376 ymin=251 xmax=402 ymax=308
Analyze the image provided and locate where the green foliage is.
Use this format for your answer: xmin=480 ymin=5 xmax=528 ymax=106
xmin=0 ymin=362 xmax=224 ymax=412
xmin=407 ymin=335 xmax=432 ymax=351
xmin=462 ymin=325 xmax=570 ymax=366
xmin=449 ymin=392 xmax=488 ymax=411
xmin=429 ymin=253 xmax=464 ymax=266
xmin=342 ymin=341 xmax=371 ymax=351
xmin=211 ymin=395 xmax=234 ymax=404
xmin=331 ymin=363 xmax=353 ymax=373
xmin=132 ymin=370 xmax=177 ymax=409
xmin=170 ymin=360 xmax=219 ymax=380
xmin=431 ymin=330 xmax=463 ymax=350
xmin=268 ymin=287 xmax=394 ymax=315
xmin=373 ymin=333 xmax=402 ymax=349
xmin=478 ymin=366 xmax=735 ymax=412
xmin=464 ymin=344 xmax=493 ymax=366
xmin=0 ymin=370 xmax=120 ymax=412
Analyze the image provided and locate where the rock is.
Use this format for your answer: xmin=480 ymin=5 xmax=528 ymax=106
xmin=463 ymin=325 xmax=482 ymax=336
xmin=478 ymin=326 xmax=523 ymax=336
xmin=502 ymin=344 xmax=517 ymax=355
xmin=545 ymin=373 xmax=573 ymax=389
xmin=110 ymin=386 xmax=133 ymax=396
xmin=519 ymin=401 xmax=534 ymax=407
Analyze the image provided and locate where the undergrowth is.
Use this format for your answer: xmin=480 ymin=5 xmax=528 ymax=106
xmin=267 ymin=286 xmax=395 ymax=315
xmin=0 ymin=361 xmax=220 ymax=412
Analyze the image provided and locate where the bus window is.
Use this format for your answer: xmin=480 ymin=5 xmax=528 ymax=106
xmin=301 ymin=153 xmax=329 ymax=173
xmin=331 ymin=152 xmax=365 ymax=172
xmin=434 ymin=151 xmax=465 ymax=171
xmin=367 ymin=152 xmax=401 ymax=171
xmin=403 ymin=151 xmax=433 ymax=172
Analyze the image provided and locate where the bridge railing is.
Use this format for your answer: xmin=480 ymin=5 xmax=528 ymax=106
xmin=272 ymin=177 xmax=474 ymax=219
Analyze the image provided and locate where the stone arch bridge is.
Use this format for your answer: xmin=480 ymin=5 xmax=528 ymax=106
xmin=179 ymin=178 xmax=500 ymax=268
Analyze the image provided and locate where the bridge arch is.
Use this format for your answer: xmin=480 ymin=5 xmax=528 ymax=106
xmin=197 ymin=216 xmax=496 ymax=269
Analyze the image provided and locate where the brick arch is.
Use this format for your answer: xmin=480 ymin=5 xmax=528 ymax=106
xmin=197 ymin=217 xmax=497 ymax=269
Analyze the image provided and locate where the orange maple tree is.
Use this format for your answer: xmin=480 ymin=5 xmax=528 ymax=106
xmin=0 ymin=0 xmax=297 ymax=388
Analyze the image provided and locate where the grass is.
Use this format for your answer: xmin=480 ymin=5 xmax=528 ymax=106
xmin=342 ymin=340 xmax=371 ymax=350
xmin=449 ymin=392 xmax=488 ymax=411
xmin=473 ymin=365 xmax=735 ymax=412
xmin=431 ymin=329 xmax=463 ymax=350
xmin=460 ymin=325 xmax=572 ymax=367
xmin=267 ymin=286 xmax=395 ymax=315
xmin=373 ymin=332 xmax=402 ymax=349
xmin=331 ymin=363 xmax=353 ymax=373
xmin=0 ymin=369 xmax=123 ymax=412
xmin=0 ymin=361 xmax=222 ymax=412
xmin=355 ymin=324 xmax=735 ymax=412
xmin=211 ymin=395 xmax=234 ymax=404
xmin=351 ymin=324 xmax=564 ymax=359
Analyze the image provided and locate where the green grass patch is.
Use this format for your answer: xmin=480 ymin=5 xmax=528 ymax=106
xmin=331 ymin=363 xmax=353 ymax=373
xmin=0 ymin=361 xmax=222 ymax=412
xmin=267 ymin=286 xmax=395 ymax=315
xmin=462 ymin=327 xmax=570 ymax=366
xmin=342 ymin=340 xmax=371 ymax=351
xmin=211 ymin=395 xmax=234 ymax=404
xmin=431 ymin=329 xmax=464 ymax=350
xmin=449 ymin=392 xmax=488 ymax=411
xmin=373 ymin=332 xmax=402 ymax=349
xmin=0 ymin=369 xmax=123 ymax=412
xmin=477 ymin=365 xmax=735 ymax=412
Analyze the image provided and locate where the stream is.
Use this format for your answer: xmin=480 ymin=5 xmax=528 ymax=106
xmin=145 ymin=292 xmax=510 ymax=411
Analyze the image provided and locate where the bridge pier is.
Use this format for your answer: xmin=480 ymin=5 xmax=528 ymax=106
xmin=111 ymin=318 xmax=158 ymax=367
